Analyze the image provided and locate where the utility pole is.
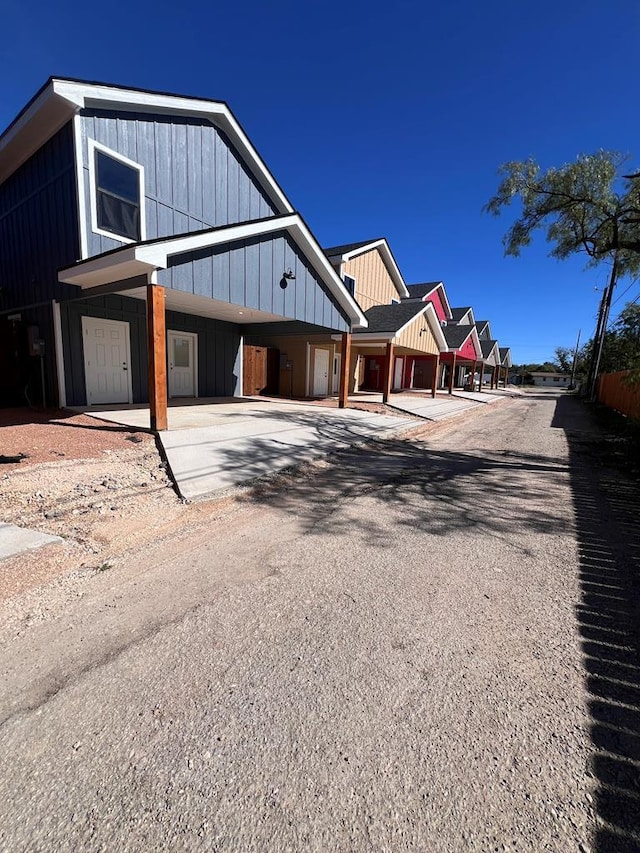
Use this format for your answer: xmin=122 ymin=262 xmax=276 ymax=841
xmin=569 ymin=328 xmax=581 ymax=390
xmin=587 ymin=254 xmax=618 ymax=401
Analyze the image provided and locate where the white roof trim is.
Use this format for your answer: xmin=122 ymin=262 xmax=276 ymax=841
xmin=394 ymin=303 xmax=448 ymax=350
xmin=58 ymin=214 xmax=368 ymax=329
xmin=327 ymin=239 xmax=409 ymax=299
xmin=415 ymin=282 xmax=453 ymax=320
xmin=447 ymin=324 xmax=482 ymax=356
xmin=480 ymin=342 xmax=501 ymax=365
xmin=1 ymin=79 xmax=294 ymax=214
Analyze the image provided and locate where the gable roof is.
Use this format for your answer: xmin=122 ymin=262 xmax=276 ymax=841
xmin=404 ymin=281 xmax=453 ymax=320
xmin=480 ymin=339 xmax=500 ymax=362
xmin=450 ymin=306 xmax=474 ymax=323
xmin=475 ymin=320 xmax=491 ymax=337
xmin=58 ymin=213 xmax=368 ymax=328
xmin=324 ymin=239 xmax=384 ymax=257
xmin=499 ymin=347 xmax=512 ymax=367
xmin=324 ymin=237 xmax=409 ymax=299
xmin=354 ymin=301 xmax=447 ymax=349
xmin=0 ymin=77 xmax=293 ymax=214
xmin=442 ymin=323 xmax=481 ymax=357
xmin=403 ymin=281 xmax=441 ymax=299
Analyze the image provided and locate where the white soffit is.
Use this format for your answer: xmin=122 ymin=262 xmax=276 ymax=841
xmin=58 ymin=214 xmax=368 ymax=329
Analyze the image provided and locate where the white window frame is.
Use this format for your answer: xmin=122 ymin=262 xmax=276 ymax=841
xmin=88 ymin=138 xmax=146 ymax=244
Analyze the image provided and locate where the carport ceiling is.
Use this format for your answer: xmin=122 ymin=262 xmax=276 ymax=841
xmin=119 ymin=287 xmax=289 ymax=324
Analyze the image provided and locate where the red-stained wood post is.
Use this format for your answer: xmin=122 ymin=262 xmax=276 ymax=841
xmin=382 ymin=341 xmax=395 ymax=403
xmin=338 ymin=332 xmax=351 ymax=409
xmin=147 ymin=283 xmax=168 ymax=432
xmin=431 ymin=354 xmax=440 ymax=398
xmin=448 ymin=354 xmax=456 ymax=395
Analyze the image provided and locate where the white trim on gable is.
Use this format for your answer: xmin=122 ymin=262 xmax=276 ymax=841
xmin=448 ymin=325 xmax=482 ymax=357
xmin=394 ymin=303 xmax=448 ymax=350
xmin=58 ymin=213 xmax=368 ymax=329
xmin=0 ymin=79 xmax=295 ymax=215
xmin=411 ymin=281 xmax=453 ymax=321
xmin=72 ymin=114 xmax=89 ymax=259
xmin=326 ymin=238 xmax=409 ymax=300
xmin=87 ymin=138 xmax=146 ymax=245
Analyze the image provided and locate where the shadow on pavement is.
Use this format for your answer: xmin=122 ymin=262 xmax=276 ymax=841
xmin=553 ymin=395 xmax=640 ymax=852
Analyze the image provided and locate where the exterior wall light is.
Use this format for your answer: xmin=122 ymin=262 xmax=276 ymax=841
xmin=280 ymin=269 xmax=296 ymax=289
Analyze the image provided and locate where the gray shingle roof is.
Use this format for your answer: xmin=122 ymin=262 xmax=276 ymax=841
xmin=442 ymin=324 xmax=474 ymax=349
xmin=403 ymin=282 xmax=442 ymax=300
xmin=450 ymin=307 xmax=472 ymax=322
xmin=480 ymin=339 xmax=499 ymax=359
xmin=354 ymin=301 xmax=427 ymax=334
xmin=324 ymin=239 xmax=384 ymax=257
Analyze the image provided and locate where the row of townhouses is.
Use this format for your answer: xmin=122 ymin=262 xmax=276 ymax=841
xmin=0 ymin=78 xmax=511 ymax=430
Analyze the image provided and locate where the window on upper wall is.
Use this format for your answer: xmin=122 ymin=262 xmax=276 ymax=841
xmin=343 ymin=274 xmax=356 ymax=296
xmin=89 ymin=140 xmax=144 ymax=243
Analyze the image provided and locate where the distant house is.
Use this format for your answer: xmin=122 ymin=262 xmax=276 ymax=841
xmin=529 ymin=372 xmax=571 ymax=387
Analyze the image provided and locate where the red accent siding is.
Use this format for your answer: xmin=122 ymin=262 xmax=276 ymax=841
xmin=456 ymin=333 xmax=480 ymax=360
xmin=425 ymin=288 xmax=448 ymax=323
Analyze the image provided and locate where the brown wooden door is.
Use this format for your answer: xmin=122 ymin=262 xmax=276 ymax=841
xmin=243 ymin=345 xmax=279 ymax=396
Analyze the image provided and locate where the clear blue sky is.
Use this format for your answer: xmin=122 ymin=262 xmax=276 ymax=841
xmin=2 ymin=0 xmax=639 ymax=364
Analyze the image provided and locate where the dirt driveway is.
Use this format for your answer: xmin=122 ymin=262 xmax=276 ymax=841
xmin=1 ymin=395 xmax=638 ymax=852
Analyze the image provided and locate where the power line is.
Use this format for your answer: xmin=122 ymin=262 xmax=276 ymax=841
xmin=611 ymin=278 xmax=640 ymax=308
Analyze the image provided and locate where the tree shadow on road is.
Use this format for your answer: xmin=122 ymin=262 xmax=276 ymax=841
xmin=553 ymin=395 xmax=640 ymax=852
xmin=236 ymin=408 xmax=570 ymax=550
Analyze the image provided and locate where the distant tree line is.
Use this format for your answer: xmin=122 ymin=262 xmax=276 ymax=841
xmin=513 ymin=302 xmax=640 ymax=382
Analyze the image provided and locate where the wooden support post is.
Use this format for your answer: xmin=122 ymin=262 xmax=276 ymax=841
xmin=431 ymin=354 xmax=439 ymax=398
xmin=338 ymin=332 xmax=351 ymax=409
xmin=448 ymin=354 xmax=456 ymax=395
xmin=147 ymin=283 xmax=167 ymax=432
xmin=382 ymin=341 xmax=395 ymax=403
xmin=470 ymin=359 xmax=477 ymax=391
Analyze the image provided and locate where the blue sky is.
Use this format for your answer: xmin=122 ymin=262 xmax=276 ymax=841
xmin=2 ymin=0 xmax=639 ymax=364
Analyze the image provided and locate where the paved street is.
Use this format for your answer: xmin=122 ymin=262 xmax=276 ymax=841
xmin=1 ymin=393 xmax=638 ymax=852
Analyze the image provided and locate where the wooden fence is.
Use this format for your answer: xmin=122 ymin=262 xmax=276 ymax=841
xmin=597 ymin=370 xmax=640 ymax=421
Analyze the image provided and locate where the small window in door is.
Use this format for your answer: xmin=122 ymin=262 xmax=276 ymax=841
xmin=173 ymin=337 xmax=191 ymax=367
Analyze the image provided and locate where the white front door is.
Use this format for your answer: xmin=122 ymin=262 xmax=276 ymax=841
xmin=82 ymin=316 xmax=132 ymax=405
xmin=332 ymin=353 xmax=341 ymax=394
xmin=313 ymin=347 xmax=330 ymax=396
xmin=168 ymin=331 xmax=197 ymax=398
xmin=393 ymin=357 xmax=404 ymax=390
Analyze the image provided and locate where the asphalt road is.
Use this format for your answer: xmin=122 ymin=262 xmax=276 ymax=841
xmin=2 ymin=393 xmax=636 ymax=852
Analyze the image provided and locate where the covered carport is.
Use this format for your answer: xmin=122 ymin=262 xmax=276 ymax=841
xmin=58 ymin=214 xmax=366 ymax=431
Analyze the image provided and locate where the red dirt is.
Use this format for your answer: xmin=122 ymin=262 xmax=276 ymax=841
xmin=0 ymin=408 xmax=153 ymax=469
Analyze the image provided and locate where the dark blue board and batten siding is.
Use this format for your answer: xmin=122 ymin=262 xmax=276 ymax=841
xmin=60 ymin=294 xmax=241 ymax=407
xmin=0 ymin=122 xmax=81 ymax=404
xmin=157 ymin=233 xmax=350 ymax=333
xmin=79 ymin=110 xmax=278 ymax=257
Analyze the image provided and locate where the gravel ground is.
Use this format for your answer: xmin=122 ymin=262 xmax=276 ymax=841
xmin=0 ymin=394 xmax=634 ymax=852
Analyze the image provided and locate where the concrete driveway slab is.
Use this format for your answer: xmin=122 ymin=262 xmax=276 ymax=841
xmin=159 ymin=406 xmax=416 ymax=498
xmin=0 ymin=523 xmax=61 ymax=562
xmin=386 ymin=395 xmax=480 ymax=420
